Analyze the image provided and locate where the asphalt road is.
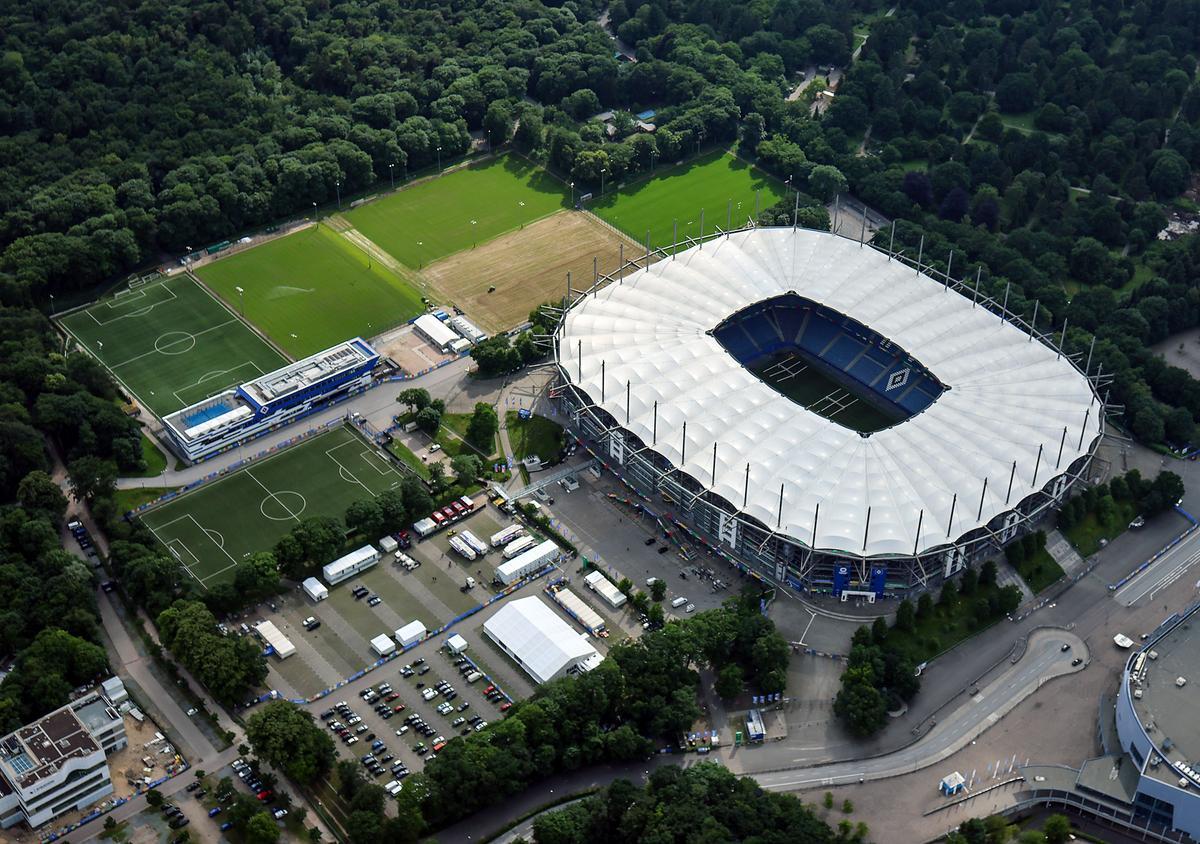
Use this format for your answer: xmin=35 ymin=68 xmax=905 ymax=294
xmin=1113 ymin=523 xmax=1200 ymax=607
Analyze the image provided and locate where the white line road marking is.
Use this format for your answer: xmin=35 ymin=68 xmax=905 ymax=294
xmin=799 ymin=611 xmax=816 ymax=646
xmin=1115 ymin=541 xmax=1200 ymax=606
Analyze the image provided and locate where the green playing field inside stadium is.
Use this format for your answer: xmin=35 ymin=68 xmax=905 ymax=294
xmin=197 ymin=223 xmax=424 ymax=359
xmin=140 ymin=424 xmax=404 ymax=587
xmin=343 ymin=154 xmax=568 ymax=268
xmin=590 ymin=150 xmax=788 ymax=250
xmin=58 ymin=274 xmax=288 ymax=418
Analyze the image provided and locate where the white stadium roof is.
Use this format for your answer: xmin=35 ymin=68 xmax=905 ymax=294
xmin=558 ymin=228 xmax=1102 ymax=558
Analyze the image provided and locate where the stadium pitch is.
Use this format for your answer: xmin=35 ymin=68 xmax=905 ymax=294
xmin=197 ymin=224 xmax=424 ymax=358
xmin=750 ymin=352 xmax=896 ymax=434
xmin=590 ymin=150 xmax=788 ymax=250
xmin=58 ymin=274 xmax=287 ymax=418
xmin=344 ymin=154 xmax=568 ymax=268
xmin=141 ymin=425 xmax=405 ymax=587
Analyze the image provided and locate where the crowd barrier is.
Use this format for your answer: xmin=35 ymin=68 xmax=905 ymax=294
xmin=252 ymin=563 xmax=557 ymax=706
xmin=42 ymin=761 xmax=190 ymax=842
xmin=1108 ymin=505 xmax=1200 ymax=591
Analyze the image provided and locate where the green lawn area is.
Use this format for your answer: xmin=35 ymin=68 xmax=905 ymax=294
xmin=883 ymin=581 xmax=1014 ymax=663
xmin=113 ymin=486 xmax=176 ymax=514
xmin=591 ymin=150 xmax=788 ymax=250
xmin=749 ymin=352 xmax=896 ymax=433
xmin=999 ymin=110 xmax=1039 ymax=133
xmin=1065 ymin=499 xmax=1136 ymax=557
xmin=438 ymin=413 xmax=499 ymax=461
xmin=387 ymin=439 xmax=430 ymax=479
xmin=197 ymin=223 xmax=423 ymax=358
xmin=140 ymin=425 xmax=405 ymax=587
xmin=345 ymin=154 xmax=568 ymax=268
xmin=58 ymin=274 xmax=287 ymax=417
xmin=1014 ymin=548 xmax=1066 ymax=594
xmin=121 ymin=431 xmax=168 ymax=478
xmin=505 ymin=411 xmax=564 ymax=461
xmin=1121 ymin=258 xmax=1156 ymax=295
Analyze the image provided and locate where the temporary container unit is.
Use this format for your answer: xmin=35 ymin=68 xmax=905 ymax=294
xmin=414 ymin=313 xmax=460 ymax=352
xmin=446 ymin=633 xmax=468 ymax=654
xmin=412 ymin=517 xmax=438 ymax=537
xmin=255 ymin=620 xmax=295 ymax=659
xmin=490 ymin=525 xmax=524 ymax=547
xmin=379 ymin=535 xmax=399 ymax=554
xmin=449 ymin=315 xmax=487 ymax=344
xmin=302 ymin=577 xmax=329 ymax=603
xmin=459 ymin=495 xmax=476 ymax=511
xmin=460 ymin=530 xmax=488 ymax=556
xmin=448 ymin=337 xmax=472 ymax=355
xmin=323 ymin=545 xmax=380 ymax=585
xmin=449 ymin=536 xmax=477 ymax=561
xmin=584 ymin=570 xmax=626 ymax=608
xmin=494 ymin=540 xmax=560 ymax=585
xmin=371 ymin=634 xmax=396 ymax=657
xmin=395 ymin=620 xmax=427 ymax=648
xmin=501 ymin=535 xmax=536 ymax=559
xmin=551 ymin=586 xmax=605 ymax=635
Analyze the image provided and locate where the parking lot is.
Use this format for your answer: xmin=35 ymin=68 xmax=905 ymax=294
xmin=248 ymin=501 xmax=553 ymax=699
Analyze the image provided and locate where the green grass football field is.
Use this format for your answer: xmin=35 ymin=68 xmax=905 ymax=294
xmin=197 ymin=224 xmax=424 ymax=359
xmin=344 ymin=154 xmax=568 ymax=267
xmin=58 ymin=274 xmax=287 ymax=418
xmin=141 ymin=425 xmax=405 ymax=587
xmin=591 ymin=150 xmax=788 ymax=250
xmin=750 ymin=352 xmax=895 ymax=434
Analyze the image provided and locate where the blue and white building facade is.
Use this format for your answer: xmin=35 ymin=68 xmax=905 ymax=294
xmin=1114 ymin=602 xmax=1200 ymax=839
xmin=162 ymin=338 xmax=379 ymax=462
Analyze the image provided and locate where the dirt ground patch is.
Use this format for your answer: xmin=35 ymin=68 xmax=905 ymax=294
xmin=373 ymin=324 xmax=457 ymax=375
xmin=1152 ymin=328 xmax=1200 ymax=379
xmin=422 ymin=211 xmax=648 ymax=333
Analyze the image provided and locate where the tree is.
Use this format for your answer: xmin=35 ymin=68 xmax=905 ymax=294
xmin=650 ymin=579 xmax=667 ymax=602
xmin=451 ymin=454 xmax=482 ymax=485
xmin=807 ymin=165 xmax=846 ymax=202
xmin=714 ymin=664 xmax=743 ymax=699
xmin=16 ymin=470 xmax=67 ymax=523
xmin=466 ymin=403 xmax=498 ymax=452
xmin=870 ymin=616 xmax=888 ymax=644
xmin=894 ymin=599 xmax=915 ymax=632
xmin=146 ymin=788 xmax=164 ymax=807
xmin=415 ymin=407 xmax=441 ymax=435
xmin=483 ymin=101 xmax=513 ymax=147
xmin=245 ymin=811 xmax=281 ymax=844
xmin=246 ymin=701 xmax=335 ymax=784
xmin=995 ymin=72 xmax=1038 ymax=113
xmin=1041 ymin=814 xmax=1072 ymax=844
xmin=344 ymin=499 xmax=385 ymax=539
xmin=67 ymin=455 xmax=116 ymax=503
xmin=233 ymin=553 xmax=280 ymax=603
xmin=397 ymin=389 xmax=430 ymax=413
xmin=916 ymin=592 xmax=934 ymax=619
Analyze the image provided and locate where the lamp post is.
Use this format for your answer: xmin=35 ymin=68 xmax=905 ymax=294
xmin=600 ymin=167 xmax=606 ymax=198
xmin=335 ymin=179 xmax=341 ymax=210
xmin=471 ymin=219 xmax=477 ymax=248
xmin=311 ymin=202 xmax=316 ymax=221
xmin=436 ymin=146 xmax=443 ymax=173
xmin=570 ymin=181 xmax=575 ymax=207
xmin=389 ymin=163 xmax=395 ymax=190
xmin=235 ymin=286 xmax=245 ymax=315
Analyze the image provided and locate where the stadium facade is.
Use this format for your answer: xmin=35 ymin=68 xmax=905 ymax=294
xmin=162 ymin=338 xmax=379 ymax=462
xmin=552 ymin=227 xmax=1104 ymax=598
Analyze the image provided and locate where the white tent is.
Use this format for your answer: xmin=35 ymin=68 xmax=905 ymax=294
xmin=483 ymin=597 xmax=599 ymax=685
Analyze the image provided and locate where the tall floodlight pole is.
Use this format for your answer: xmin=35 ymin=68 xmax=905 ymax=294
xmin=600 ymin=167 xmax=606 ymax=198
xmin=335 ymin=179 xmax=341 ymax=210
xmin=235 ymin=286 xmax=245 ymax=315
xmin=436 ymin=146 xmax=442 ymax=173
xmin=389 ymin=163 xmax=395 ymax=190
xmin=570 ymin=181 xmax=575 ymax=207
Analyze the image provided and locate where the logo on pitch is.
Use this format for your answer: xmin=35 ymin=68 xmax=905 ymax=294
xmin=886 ymin=368 xmax=911 ymax=391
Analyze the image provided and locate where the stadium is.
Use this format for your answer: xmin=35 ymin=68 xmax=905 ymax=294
xmin=552 ymin=227 xmax=1105 ymax=597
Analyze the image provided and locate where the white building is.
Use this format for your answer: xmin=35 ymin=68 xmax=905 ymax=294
xmin=255 ymin=620 xmax=295 ymax=659
xmin=414 ymin=314 xmax=459 ymax=352
xmin=0 ymin=688 xmax=127 ymax=829
xmin=483 ymin=597 xmax=601 ymax=685
xmin=449 ymin=315 xmax=487 ymax=344
xmin=395 ymin=620 xmax=426 ymax=648
xmin=370 ymin=634 xmax=396 ymax=657
xmin=494 ymin=539 xmax=559 ymax=585
xmin=446 ymin=634 xmax=468 ymax=654
xmin=323 ymin=545 xmax=379 ymax=585
xmin=302 ymin=577 xmax=328 ymax=602
xmin=584 ymin=570 xmax=626 ymax=608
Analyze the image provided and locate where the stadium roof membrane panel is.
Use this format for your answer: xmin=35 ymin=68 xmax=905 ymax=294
xmin=558 ymin=228 xmax=1102 ymax=558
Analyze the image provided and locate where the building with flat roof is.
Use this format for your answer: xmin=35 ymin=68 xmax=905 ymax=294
xmin=162 ymin=338 xmax=379 ymax=462
xmin=322 ymin=545 xmax=379 ymax=585
xmin=414 ymin=314 xmax=459 ymax=352
xmin=483 ymin=596 xmax=600 ymax=685
xmin=0 ymin=686 xmax=127 ymax=829
xmin=255 ymin=620 xmax=295 ymax=659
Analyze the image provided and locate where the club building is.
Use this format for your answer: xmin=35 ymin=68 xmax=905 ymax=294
xmin=162 ymin=337 xmax=380 ymax=463
xmin=0 ymin=687 xmax=128 ymax=829
xmin=553 ymin=227 xmax=1104 ymax=598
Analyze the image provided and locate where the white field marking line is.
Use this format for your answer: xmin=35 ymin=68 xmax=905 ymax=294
xmin=325 ymin=444 xmax=373 ymax=497
xmin=199 ymin=558 xmax=242 ymax=586
xmin=178 ymin=514 xmax=239 ymax=583
xmin=144 ymin=520 xmax=203 ymax=588
xmin=86 ymin=281 xmax=178 ymax=325
xmin=244 ymin=470 xmax=303 ymax=524
xmin=108 ymin=319 xmax=241 ymax=370
xmin=356 ymin=447 xmax=399 ymax=478
xmin=1114 ymin=540 xmax=1200 ymax=604
xmin=171 ymin=360 xmax=261 ymax=406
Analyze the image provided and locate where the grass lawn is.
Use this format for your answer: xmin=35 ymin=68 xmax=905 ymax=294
xmin=197 ymin=224 xmax=423 ymax=358
xmin=120 ymin=431 xmax=169 ymax=478
xmin=1065 ymin=499 xmax=1137 ymax=557
xmin=883 ymin=582 xmax=1012 ymax=663
xmin=113 ymin=486 xmax=176 ymax=514
xmin=59 ymin=274 xmax=287 ymax=417
xmin=438 ymin=413 xmax=499 ymax=461
xmin=505 ymin=411 xmax=564 ymax=461
xmin=345 ymin=154 xmax=568 ymax=268
xmin=591 ymin=150 xmax=788 ymax=250
xmin=999 ymin=110 xmax=1039 ymax=133
xmin=1015 ymin=548 xmax=1066 ymax=594
xmin=749 ymin=352 xmax=896 ymax=433
xmin=387 ymin=439 xmax=430 ymax=479
xmin=140 ymin=425 xmax=405 ymax=587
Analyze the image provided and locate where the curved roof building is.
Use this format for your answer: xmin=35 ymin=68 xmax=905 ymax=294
xmin=554 ymin=227 xmax=1103 ymax=595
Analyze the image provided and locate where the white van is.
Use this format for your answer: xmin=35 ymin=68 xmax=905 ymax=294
xmin=646 ymin=577 xmax=659 ymax=587
xmin=671 ymin=596 xmax=688 ymax=608
xmin=465 ymin=671 xmax=483 ymax=683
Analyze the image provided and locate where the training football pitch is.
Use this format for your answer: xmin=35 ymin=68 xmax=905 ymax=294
xmin=344 ymin=155 xmax=568 ymax=268
xmin=197 ymin=224 xmax=424 ymax=358
xmin=141 ymin=425 xmax=404 ymax=587
xmin=591 ymin=150 xmax=788 ymax=250
xmin=58 ymin=274 xmax=287 ymax=418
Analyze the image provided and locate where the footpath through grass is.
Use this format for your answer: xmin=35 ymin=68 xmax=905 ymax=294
xmin=198 ymin=224 xmax=423 ymax=358
xmin=505 ymin=412 xmax=564 ymax=461
xmin=345 ymin=155 xmax=568 ymax=268
xmin=590 ymin=150 xmax=788 ymax=250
